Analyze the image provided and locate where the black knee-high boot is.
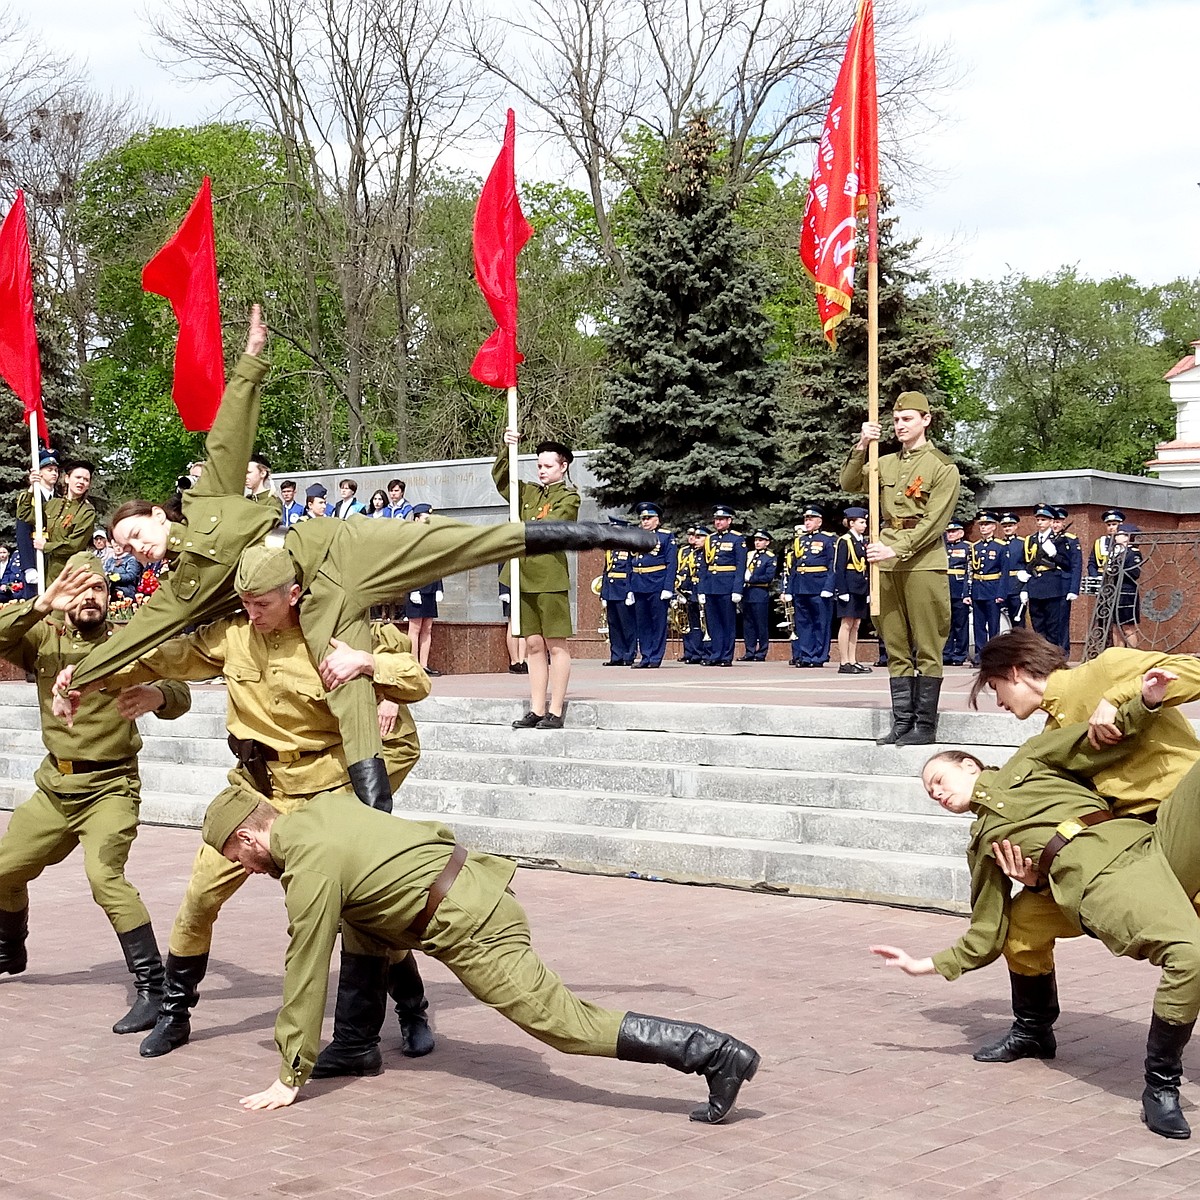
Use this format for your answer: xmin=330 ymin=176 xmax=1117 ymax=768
xmin=388 ymin=954 xmax=435 ymax=1058
xmin=112 ymin=923 xmax=166 ymax=1034
xmin=615 ymin=1012 xmax=760 ymax=1123
xmin=877 ymin=677 xmax=916 ymax=745
xmin=139 ymin=952 xmax=208 ymax=1058
xmin=312 ymin=952 xmax=389 ymax=1079
xmin=974 ymin=971 xmax=1059 ymax=1063
xmin=895 ymin=676 xmax=943 ymax=746
xmin=0 ymin=906 xmax=28 ymax=975
xmin=1142 ymin=1013 xmax=1195 ymax=1139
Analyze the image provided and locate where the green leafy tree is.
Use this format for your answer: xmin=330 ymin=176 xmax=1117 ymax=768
xmin=588 ymin=113 xmax=781 ymax=523
xmin=935 ymin=269 xmax=1200 ymax=475
xmin=763 ymin=202 xmax=985 ymax=533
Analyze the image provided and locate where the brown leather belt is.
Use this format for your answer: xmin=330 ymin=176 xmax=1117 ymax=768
xmin=1036 ymin=811 xmax=1112 ymax=885
xmin=409 ymin=845 xmax=468 ymax=938
xmin=52 ymin=754 xmax=128 ymax=775
xmin=890 ymin=517 xmax=920 ymax=530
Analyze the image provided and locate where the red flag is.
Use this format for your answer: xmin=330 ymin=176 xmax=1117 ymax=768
xmin=142 ymin=176 xmax=224 ymax=431
xmin=0 ymin=191 xmax=47 ymax=443
xmin=799 ymin=0 xmax=878 ymax=347
xmin=470 ymin=109 xmax=533 ymax=389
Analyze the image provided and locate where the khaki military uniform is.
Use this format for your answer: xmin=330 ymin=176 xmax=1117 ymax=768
xmin=932 ymin=697 xmax=1200 ymax=1024
xmin=15 ymin=493 xmax=97 ymax=583
xmin=840 ymin=442 xmax=960 ymax=677
xmin=109 ymin=617 xmax=430 ymax=957
xmin=69 ymin=353 xmax=529 ymax=769
xmin=1000 ymin=648 xmax=1200 ymax=976
xmin=267 ymin=790 xmax=624 ymax=1088
xmin=492 ymin=454 xmax=580 ymax=638
xmin=0 ymin=601 xmax=190 ymax=931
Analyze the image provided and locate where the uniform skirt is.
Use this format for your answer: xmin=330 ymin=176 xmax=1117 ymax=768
xmin=836 ymin=593 xmax=869 ymax=620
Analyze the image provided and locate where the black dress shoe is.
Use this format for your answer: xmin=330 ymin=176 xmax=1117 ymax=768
xmin=512 ymin=710 xmax=544 ymax=729
xmin=508 ymin=662 xmax=528 ymax=674
xmin=837 ymin=663 xmax=858 ymax=674
xmin=853 ymin=663 xmax=873 ymax=674
xmin=535 ymin=712 xmax=565 ymax=729
xmin=426 ymin=668 xmax=442 ymax=677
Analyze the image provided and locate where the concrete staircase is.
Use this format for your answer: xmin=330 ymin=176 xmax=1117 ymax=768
xmin=0 ymin=682 xmax=1050 ymax=913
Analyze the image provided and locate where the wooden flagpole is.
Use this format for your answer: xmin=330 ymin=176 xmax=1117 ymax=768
xmin=507 ymin=385 xmax=521 ymax=636
xmin=29 ymin=420 xmax=45 ymax=593
xmin=867 ymin=193 xmax=880 ymax=617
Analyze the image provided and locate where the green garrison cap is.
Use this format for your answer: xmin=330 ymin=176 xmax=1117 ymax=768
xmin=201 ymin=789 xmax=262 ymax=853
xmin=234 ymin=544 xmax=296 ymax=595
xmin=893 ymin=391 xmax=930 ymax=414
xmin=63 ymin=551 xmax=105 ymax=576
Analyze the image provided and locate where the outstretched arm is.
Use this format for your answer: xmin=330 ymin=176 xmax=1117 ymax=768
xmin=869 ymin=946 xmax=938 ymax=976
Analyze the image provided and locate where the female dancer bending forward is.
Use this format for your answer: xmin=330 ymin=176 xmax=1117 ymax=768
xmin=873 ymin=668 xmax=1200 ymax=1140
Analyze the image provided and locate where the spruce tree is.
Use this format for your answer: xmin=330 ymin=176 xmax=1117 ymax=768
xmin=588 ymin=114 xmax=781 ymax=524
xmin=762 ymin=201 xmax=984 ymax=533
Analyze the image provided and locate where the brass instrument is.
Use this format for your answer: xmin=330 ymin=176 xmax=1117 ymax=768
xmin=590 ymin=575 xmax=603 ymax=595
xmin=667 ymin=594 xmax=691 ymax=637
xmin=699 ymin=596 xmax=711 ymax=643
xmin=777 ymin=595 xmax=795 ymax=637
xmin=591 ymin=575 xmax=609 ymax=640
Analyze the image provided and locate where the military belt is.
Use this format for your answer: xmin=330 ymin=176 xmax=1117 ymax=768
xmin=1035 ymin=810 xmax=1113 ymax=887
xmin=948 ymin=569 xmax=967 ymax=577
xmin=746 ymin=583 xmax=770 ymax=589
xmin=409 ymin=844 xmax=468 ymax=938
xmin=51 ymin=754 xmax=129 ymax=776
xmin=795 ymin=566 xmax=827 ymax=573
xmin=709 ymin=565 xmax=735 ymax=572
xmin=889 ymin=517 xmax=921 ymax=530
xmin=633 ymin=566 xmax=664 ymax=573
xmin=975 ymin=572 xmax=1001 ymax=580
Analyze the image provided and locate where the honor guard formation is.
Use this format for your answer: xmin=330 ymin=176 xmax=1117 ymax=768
xmin=0 ymin=316 xmax=1180 ymax=1143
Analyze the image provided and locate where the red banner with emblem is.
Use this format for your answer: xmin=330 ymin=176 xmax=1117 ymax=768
xmin=0 ymin=191 xmax=48 ymax=442
xmin=798 ymin=0 xmax=878 ymax=348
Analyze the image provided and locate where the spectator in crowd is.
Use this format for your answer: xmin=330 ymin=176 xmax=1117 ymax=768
xmin=278 ymin=481 xmax=304 ymax=529
xmin=106 ymin=546 xmax=142 ymax=602
xmin=0 ymin=546 xmax=22 ymax=601
xmin=367 ymin=489 xmax=389 ymax=518
xmin=301 ymin=484 xmax=328 ymax=520
xmin=385 ymin=479 xmax=412 ymax=520
xmin=331 ymin=480 xmax=365 ymax=520
xmin=403 ymin=504 xmax=443 ymax=676
xmin=92 ymin=530 xmax=110 ymax=564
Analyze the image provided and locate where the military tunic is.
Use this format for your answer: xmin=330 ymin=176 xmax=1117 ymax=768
xmin=840 ymin=441 xmax=960 ymax=677
xmin=1000 ymin=647 xmax=1200 ymax=975
xmin=698 ymin=530 xmax=746 ymax=665
xmin=15 ymin=493 xmax=97 ymax=584
xmin=832 ymin=531 xmax=869 ymax=621
xmin=969 ymin=534 xmax=1008 ymax=657
xmin=0 ymin=601 xmax=190 ymax=931
xmin=492 ymin=454 xmax=580 ymax=638
xmin=600 ymin=548 xmax=636 ymax=665
xmin=785 ymin=531 xmax=835 ymax=666
xmin=943 ymin=535 xmax=971 ymax=665
xmin=931 ymin=697 xmax=1200 ymax=1024
xmin=107 ymin=615 xmax=430 ymax=957
xmin=629 ymin=529 xmax=677 ymax=666
xmin=674 ymin=545 xmax=706 ymax=663
xmin=741 ymin=547 xmax=777 ymax=661
xmin=266 ymin=790 xmax=625 ymax=1088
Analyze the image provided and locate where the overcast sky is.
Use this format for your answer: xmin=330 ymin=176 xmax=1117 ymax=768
xmin=24 ymin=0 xmax=1200 ymax=288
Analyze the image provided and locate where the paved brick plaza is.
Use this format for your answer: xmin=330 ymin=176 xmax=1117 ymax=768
xmin=1 ymin=816 xmax=1199 ymax=1199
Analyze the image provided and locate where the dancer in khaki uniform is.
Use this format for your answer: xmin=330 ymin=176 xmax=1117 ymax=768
xmin=0 ymin=556 xmax=190 ymax=1033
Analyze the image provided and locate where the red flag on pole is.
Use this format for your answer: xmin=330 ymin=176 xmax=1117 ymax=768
xmin=0 ymin=191 xmax=48 ymax=443
xmin=470 ymin=110 xmax=533 ymax=389
xmin=142 ymin=176 xmax=224 ymax=431
xmin=799 ymin=0 xmax=878 ymax=348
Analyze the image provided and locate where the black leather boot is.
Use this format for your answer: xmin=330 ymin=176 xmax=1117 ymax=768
xmin=112 ymin=923 xmax=166 ymax=1034
xmin=896 ymin=676 xmax=944 ymax=747
xmin=973 ymin=971 xmax=1059 ymax=1063
xmin=524 ymin=522 xmax=657 ymax=555
xmin=139 ymin=952 xmax=209 ymax=1058
xmin=876 ymin=677 xmax=916 ymax=745
xmin=0 ymin=906 xmax=28 ymax=976
xmin=1142 ymin=1013 xmax=1195 ymax=1139
xmin=312 ymin=952 xmax=388 ymax=1078
xmin=615 ymin=1012 xmax=760 ymax=1123
xmin=388 ymin=953 xmax=435 ymax=1058
xmin=348 ymin=757 xmax=393 ymax=813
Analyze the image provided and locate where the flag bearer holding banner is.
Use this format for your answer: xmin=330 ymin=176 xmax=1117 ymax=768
xmin=801 ymin=0 xmax=961 ymax=744
xmin=0 ymin=190 xmax=52 ymax=594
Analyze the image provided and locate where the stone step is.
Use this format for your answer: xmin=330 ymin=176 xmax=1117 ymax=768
xmin=386 ymin=807 xmax=970 ymax=910
xmin=395 ymin=778 xmax=970 ymax=858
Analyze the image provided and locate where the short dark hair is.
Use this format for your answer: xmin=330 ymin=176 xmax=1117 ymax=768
xmin=387 ymin=479 xmax=405 ymax=492
xmin=969 ymin=629 xmax=1068 ymax=709
xmin=339 ymin=479 xmax=358 ymax=493
xmin=281 ymin=480 xmax=297 ymax=490
xmin=111 ymin=496 xmax=184 ymax=529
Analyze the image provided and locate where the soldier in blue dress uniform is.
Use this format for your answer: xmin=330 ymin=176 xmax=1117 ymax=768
xmin=599 ymin=520 xmax=636 ymax=667
xmin=697 ymin=506 xmax=745 ymax=667
xmin=629 ymin=502 xmax=677 ymax=669
xmin=783 ymin=505 xmax=836 ymax=668
xmin=943 ymin=519 xmax=972 ymax=666
xmin=1088 ymin=508 xmax=1126 ymax=581
xmin=833 ymin=506 xmax=871 ymax=674
xmin=675 ymin=526 xmax=708 ymax=664
xmin=739 ymin=531 xmax=777 ymax=661
xmin=998 ymin=512 xmax=1025 ymax=629
xmin=1052 ymin=506 xmax=1083 ymax=657
xmin=1018 ymin=503 xmax=1065 ymax=646
xmin=969 ymin=510 xmax=1008 ymax=663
